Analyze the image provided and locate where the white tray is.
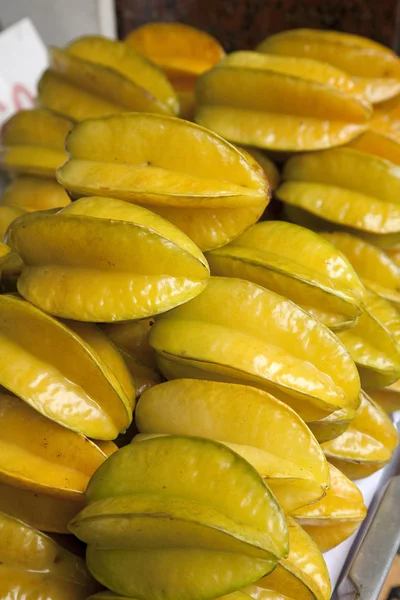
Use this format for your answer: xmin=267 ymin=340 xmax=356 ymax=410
xmin=329 ymin=413 xmax=400 ymax=599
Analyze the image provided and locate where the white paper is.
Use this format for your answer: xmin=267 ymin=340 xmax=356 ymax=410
xmin=0 ymin=18 xmax=48 ymax=125
xmin=0 ymin=73 xmax=14 ymax=123
xmin=0 ymin=0 xmax=116 ymax=46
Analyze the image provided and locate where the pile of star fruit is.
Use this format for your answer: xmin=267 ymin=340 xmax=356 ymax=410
xmin=0 ymin=22 xmax=400 ymax=600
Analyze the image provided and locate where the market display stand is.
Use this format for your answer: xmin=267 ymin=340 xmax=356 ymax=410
xmin=0 ymin=11 xmax=399 ymax=600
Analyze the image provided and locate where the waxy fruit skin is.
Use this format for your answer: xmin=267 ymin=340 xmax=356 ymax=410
xmin=294 ymin=463 xmax=367 ymax=552
xmin=149 ymin=276 xmax=361 ymax=425
xmin=370 ymin=379 xmax=400 ymax=414
xmin=125 ymin=22 xmax=225 ymax=78
xmin=206 ymin=220 xmax=365 ymax=331
xmin=0 ymin=242 xmax=12 ymax=272
xmin=125 ymin=22 xmax=225 ymax=120
xmin=70 ymin=435 xmax=288 ymax=600
xmin=0 ymin=205 xmax=24 ymax=241
xmin=242 ymin=590 xmax=295 ymax=600
xmin=135 ymin=378 xmax=329 ymax=513
xmin=337 ymin=289 xmax=400 ymax=389
xmin=245 ymin=518 xmax=331 ymax=600
xmin=0 ymin=108 xmax=72 ymax=178
xmin=0 ymin=510 xmax=98 ymax=599
xmin=195 ymin=51 xmax=371 ymax=152
xmin=1 ymin=176 xmax=70 ymax=212
xmin=0 ymin=391 xmax=116 ymax=532
xmin=322 ymin=392 xmax=399 ymax=479
xmin=0 ymin=294 xmax=134 ymax=440
xmin=307 ymin=404 xmax=358 ymax=445
xmin=88 ymin=595 xmax=133 ymax=600
xmin=387 ymin=247 xmax=400 ymax=268
xmin=39 ymin=36 xmax=178 ymax=121
xmin=323 ymin=232 xmax=400 ymax=309
xmin=370 ymin=114 xmax=400 ymax=149
xmin=0 ymin=176 xmax=70 ymax=246
xmin=239 ymin=147 xmax=280 ymax=191
xmin=349 ymin=129 xmax=400 ymax=166
xmin=7 ymin=196 xmax=209 ymax=322
xmin=56 ymin=112 xmax=270 ymax=251
xmin=278 ymin=148 xmax=400 ymax=249
xmin=0 ymin=242 xmax=23 ymax=292
xmin=101 ymin=320 xmax=157 ymax=371
xmin=102 ymin=320 xmax=162 ymax=398
xmin=256 ymin=29 xmax=400 ymax=103
xmin=89 ymin=592 xmax=257 ymax=600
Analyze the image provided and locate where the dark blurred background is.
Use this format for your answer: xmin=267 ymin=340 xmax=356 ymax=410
xmin=116 ymin=0 xmax=400 ymax=51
